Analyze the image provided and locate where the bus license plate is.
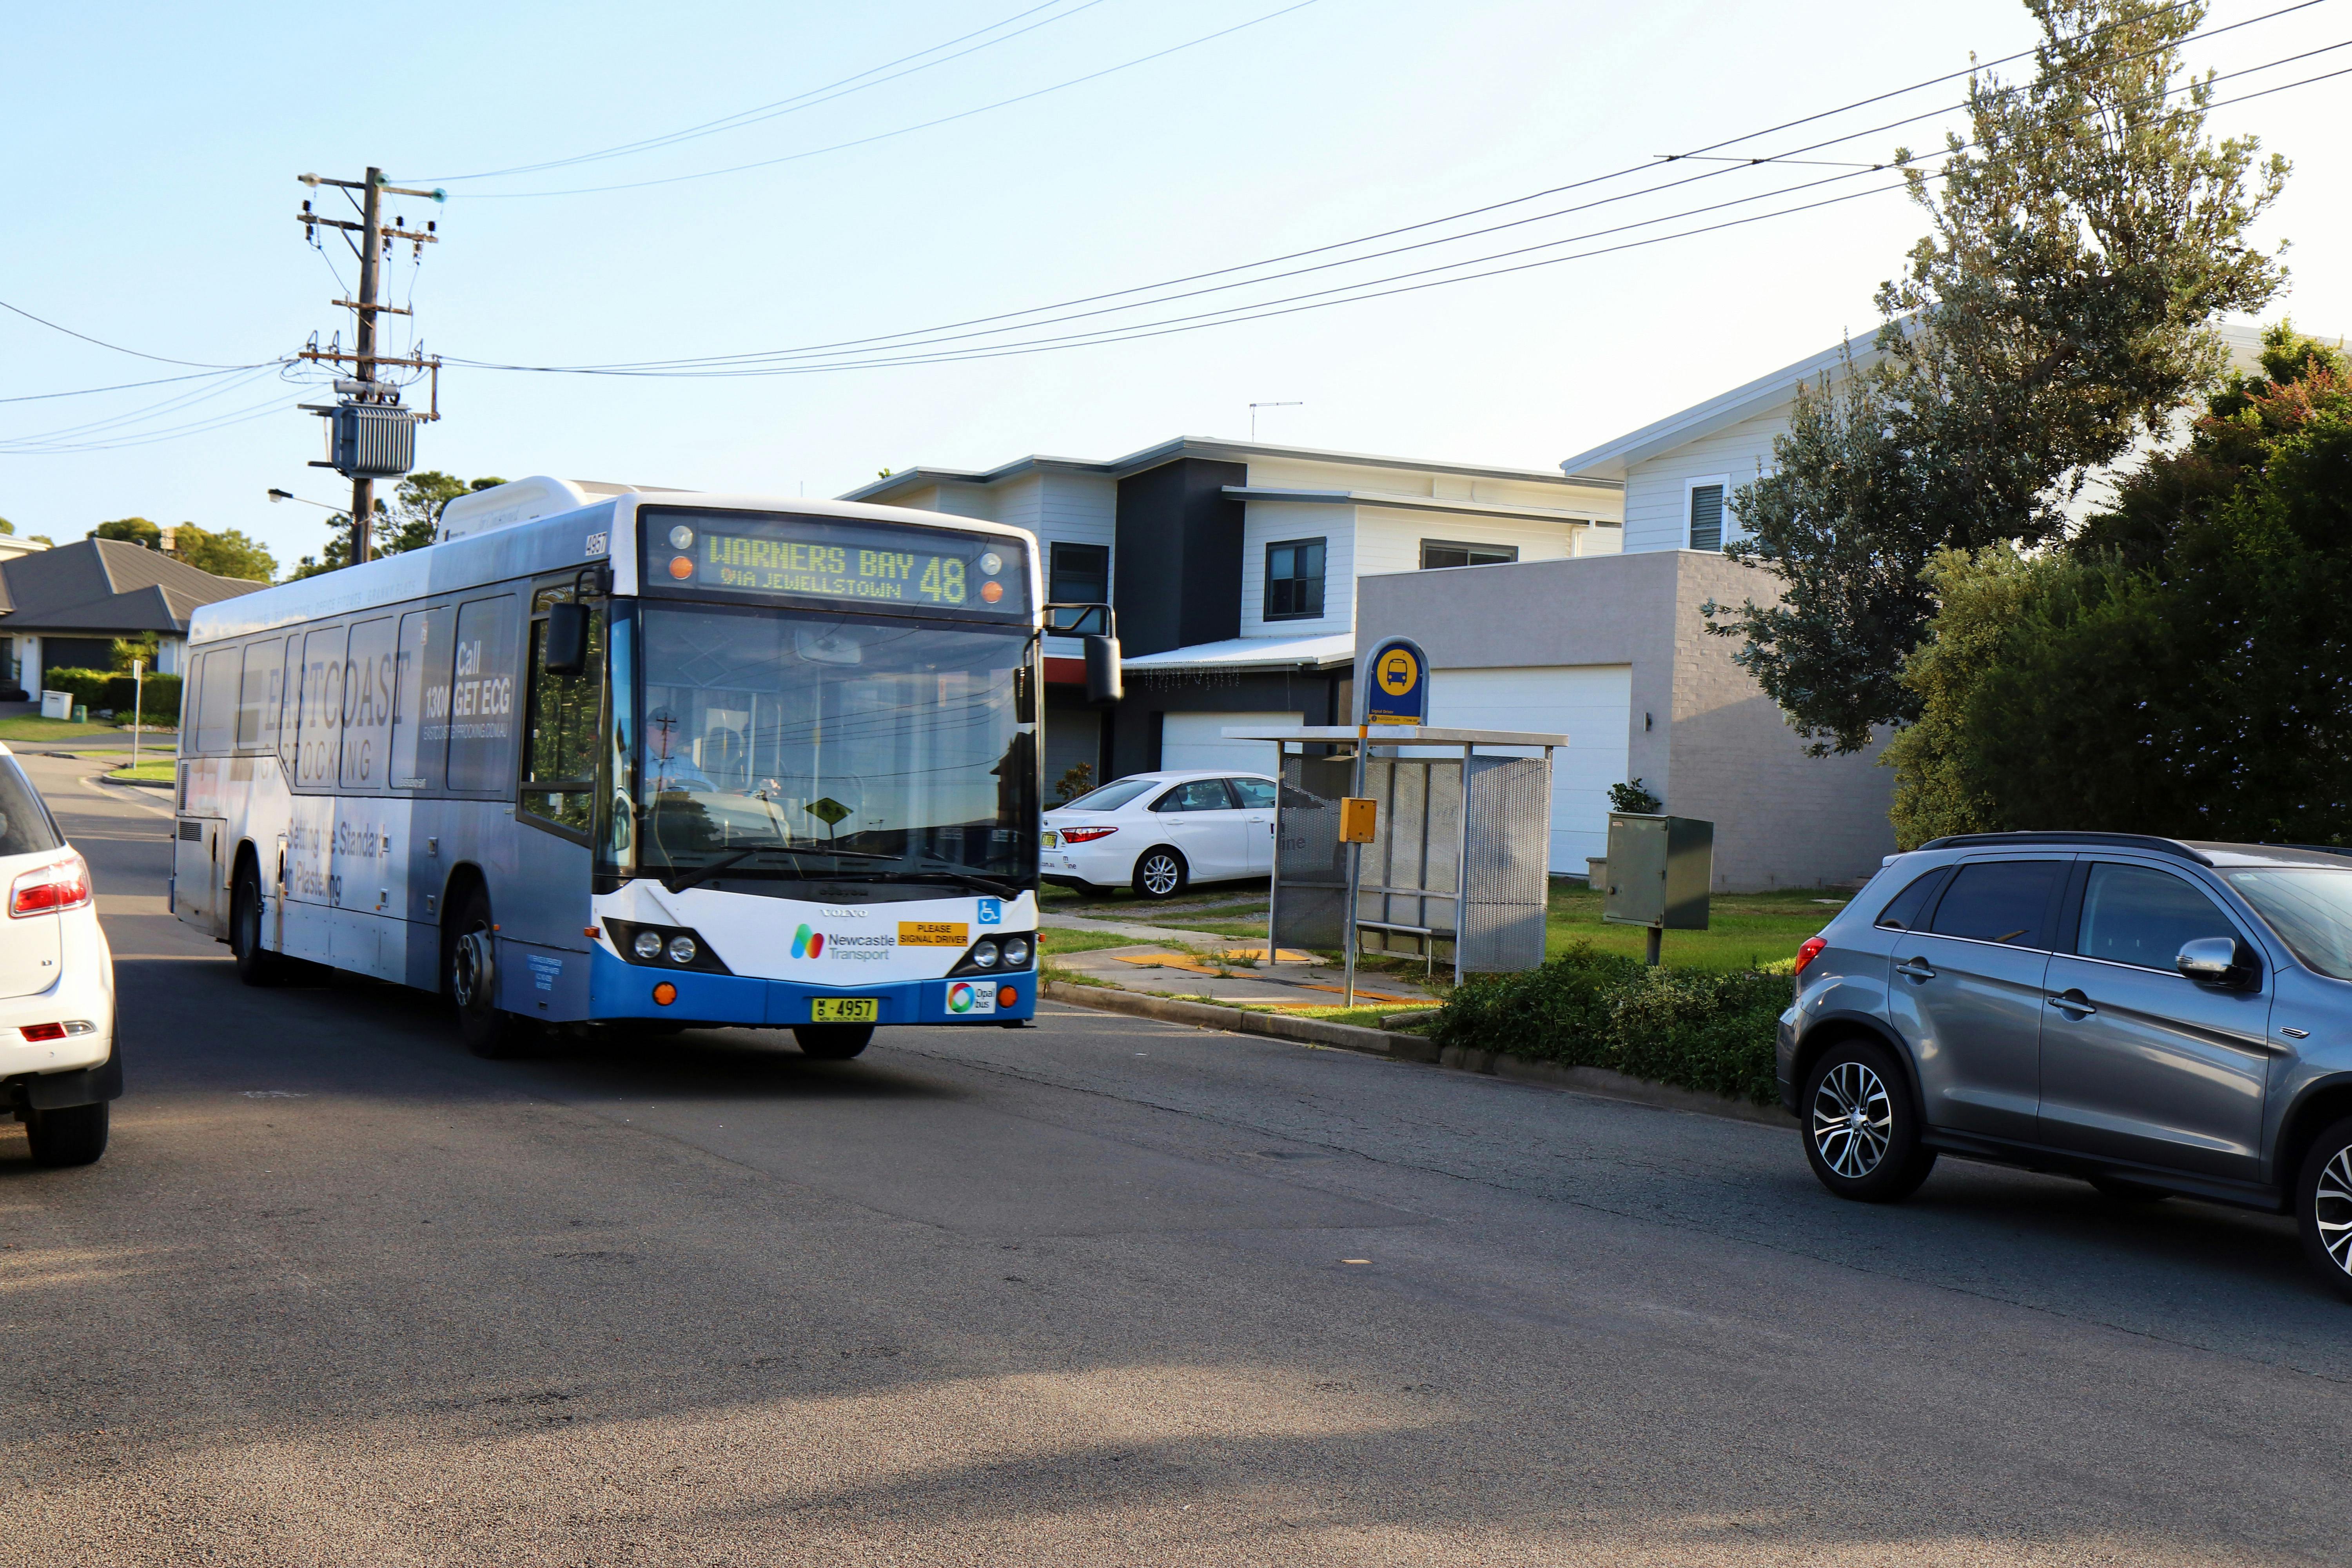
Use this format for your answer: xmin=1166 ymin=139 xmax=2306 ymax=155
xmin=811 ymin=998 xmax=879 ymax=1024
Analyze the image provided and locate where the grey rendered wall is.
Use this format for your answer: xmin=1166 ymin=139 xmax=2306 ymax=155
xmin=1359 ymin=552 xmax=1893 ymax=891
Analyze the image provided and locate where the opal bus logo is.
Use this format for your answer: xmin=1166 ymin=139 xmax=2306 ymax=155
xmin=947 ymin=981 xmax=996 ymax=1014
xmin=791 ymin=924 xmax=825 ymax=959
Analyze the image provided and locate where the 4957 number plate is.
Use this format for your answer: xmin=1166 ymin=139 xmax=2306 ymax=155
xmin=811 ymin=998 xmax=879 ymax=1024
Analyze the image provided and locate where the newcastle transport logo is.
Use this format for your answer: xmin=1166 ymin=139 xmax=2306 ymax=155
xmin=791 ymin=924 xmax=825 ymax=959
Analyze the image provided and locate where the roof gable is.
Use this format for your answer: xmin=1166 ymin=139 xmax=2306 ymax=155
xmin=0 ymin=538 xmax=268 ymax=634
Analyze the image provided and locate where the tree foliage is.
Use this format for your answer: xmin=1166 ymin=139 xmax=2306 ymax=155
xmin=169 ymin=524 xmax=277 ymax=583
xmin=293 ymin=471 xmax=507 ymax=578
xmin=91 ymin=516 xmax=163 ymax=549
xmin=1708 ymin=0 xmax=2288 ymax=755
xmin=1887 ymin=325 xmax=2352 ymax=846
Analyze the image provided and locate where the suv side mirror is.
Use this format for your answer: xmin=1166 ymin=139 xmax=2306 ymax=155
xmin=544 ymin=601 xmax=590 ymax=677
xmin=2177 ymin=936 xmax=2258 ymax=989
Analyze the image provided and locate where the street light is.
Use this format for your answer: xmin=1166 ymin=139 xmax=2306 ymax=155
xmin=267 ymin=488 xmax=338 ymax=509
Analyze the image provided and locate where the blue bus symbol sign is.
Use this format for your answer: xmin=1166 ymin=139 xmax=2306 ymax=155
xmin=1361 ymin=637 xmax=1428 ymax=727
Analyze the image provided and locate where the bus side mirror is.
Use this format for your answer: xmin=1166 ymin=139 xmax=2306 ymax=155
xmin=545 ymin=602 xmax=590 ymax=677
xmin=1084 ymin=635 xmax=1122 ymax=706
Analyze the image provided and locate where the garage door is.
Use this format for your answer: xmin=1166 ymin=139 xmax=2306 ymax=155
xmin=1428 ymin=666 xmax=1630 ymax=872
xmin=1159 ymin=711 xmax=1302 ymax=777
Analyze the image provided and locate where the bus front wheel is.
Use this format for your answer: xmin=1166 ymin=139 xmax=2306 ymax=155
xmin=448 ymin=890 xmax=535 ymax=1060
xmin=794 ymin=1024 xmax=872 ymax=1060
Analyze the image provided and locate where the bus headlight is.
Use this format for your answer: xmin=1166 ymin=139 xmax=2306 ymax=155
xmin=1000 ymin=935 xmax=1031 ymax=969
xmin=969 ymin=939 xmax=1000 ymax=969
xmin=633 ymin=930 xmax=664 ymax=960
xmin=666 ymin=935 xmax=697 ymax=965
xmin=606 ymin=918 xmax=732 ymax=975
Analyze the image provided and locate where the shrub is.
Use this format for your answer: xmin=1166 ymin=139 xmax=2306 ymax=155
xmin=39 ymin=668 xmax=180 ymax=724
xmin=1432 ymin=942 xmax=1788 ymax=1105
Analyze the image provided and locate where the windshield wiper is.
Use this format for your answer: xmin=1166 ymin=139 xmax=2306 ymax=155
xmin=664 ymin=848 xmax=755 ymax=895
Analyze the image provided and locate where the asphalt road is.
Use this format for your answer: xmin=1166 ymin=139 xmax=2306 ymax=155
xmin=5 ymin=750 xmax=2350 ymax=1567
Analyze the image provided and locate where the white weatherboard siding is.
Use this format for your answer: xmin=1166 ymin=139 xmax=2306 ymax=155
xmin=1036 ymin=471 xmax=1116 ymax=658
xmin=1239 ymin=501 xmax=1357 ymax=640
xmin=1428 ymin=665 xmax=1632 ymax=872
xmin=1163 ymin=711 xmax=1301 ymax=776
xmin=1620 ymin=409 xmax=1785 ymax=554
xmin=1351 ymin=506 xmax=1587 ymax=577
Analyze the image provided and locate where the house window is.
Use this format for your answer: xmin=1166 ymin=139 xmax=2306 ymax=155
xmin=1049 ymin=541 xmax=1108 ymax=604
xmin=1688 ymin=483 xmax=1726 ymax=551
xmin=1419 ymin=540 xmax=1519 ymax=570
xmin=1265 ymin=539 xmax=1326 ymax=620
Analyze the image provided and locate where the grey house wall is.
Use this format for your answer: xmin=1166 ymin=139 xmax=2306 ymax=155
xmin=1359 ymin=551 xmax=1894 ymax=891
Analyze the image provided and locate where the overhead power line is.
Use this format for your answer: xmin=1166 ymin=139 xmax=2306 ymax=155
xmin=0 ymin=299 xmax=276 ymax=370
xmin=450 ymin=0 xmax=1323 ymax=199
xmin=451 ymin=20 xmax=2342 ymax=380
xmin=410 ymin=0 xmax=1107 ymax=183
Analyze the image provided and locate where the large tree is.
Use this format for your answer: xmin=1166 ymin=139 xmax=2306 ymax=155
xmin=1707 ymin=0 xmax=2288 ymax=755
xmin=1886 ymin=325 xmax=2352 ymax=845
xmin=90 ymin=516 xmax=163 ymax=550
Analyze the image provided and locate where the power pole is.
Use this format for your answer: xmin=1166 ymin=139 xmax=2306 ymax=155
xmin=350 ymin=167 xmax=385 ymax=564
xmin=295 ymin=169 xmax=444 ymax=564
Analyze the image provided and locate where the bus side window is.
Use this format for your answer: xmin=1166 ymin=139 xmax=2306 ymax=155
xmin=194 ymin=650 xmax=238 ymax=757
xmin=448 ymin=595 xmax=519 ymax=793
xmin=520 ymin=601 xmax=604 ymax=834
xmin=236 ymin=638 xmax=282 ymax=752
xmin=339 ymin=617 xmax=397 ymax=792
xmin=298 ymin=626 xmax=348 ymax=789
xmin=390 ymin=606 xmax=454 ymax=791
xmin=276 ymin=637 xmax=301 ymax=772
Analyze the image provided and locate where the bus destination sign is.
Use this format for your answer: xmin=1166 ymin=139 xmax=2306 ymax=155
xmin=644 ymin=510 xmax=1028 ymax=617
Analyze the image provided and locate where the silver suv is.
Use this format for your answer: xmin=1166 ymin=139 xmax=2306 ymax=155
xmin=1779 ymin=833 xmax=2352 ymax=1301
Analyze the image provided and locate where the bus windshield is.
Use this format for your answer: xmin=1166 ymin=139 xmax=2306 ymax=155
xmin=629 ymin=601 xmax=1035 ymax=888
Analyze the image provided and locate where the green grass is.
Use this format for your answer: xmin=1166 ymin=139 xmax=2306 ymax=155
xmin=109 ymin=760 xmax=176 ymax=783
xmin=1543 ymin=879 xmax=1844 ymax=972
xmin=1037 ymin=926 xmax=1151 ymax=958
xmin=0 ymin=716 xmax=133 ymax=740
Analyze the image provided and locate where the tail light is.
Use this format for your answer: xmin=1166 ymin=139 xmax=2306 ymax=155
xmin=11 ymin=853 xmax=91 ymax=918
xmin=1793 ymin=936 xmax=1828 ymax=976
xmin=1058 ymin=826 xmax=1118 ymax=844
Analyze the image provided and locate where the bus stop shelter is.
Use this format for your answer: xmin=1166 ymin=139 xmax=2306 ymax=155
xmin=1222 ymin=725 xmax=1565 ymax=987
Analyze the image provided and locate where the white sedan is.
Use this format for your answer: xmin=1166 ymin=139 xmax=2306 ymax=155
xmin=1041 ymin=770 xmax=1278 ymax=899
xmin=0 ymin=744 xmax=116 ymax=1166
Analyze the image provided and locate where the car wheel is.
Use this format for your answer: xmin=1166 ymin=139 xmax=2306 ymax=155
xmin=2295 ymin=1115 xmax=2352 ymax=1304
xmin=1802 ymin=1038 xmax=1936 ymax=1203
xmin=229 ymin=860 xmax=289 ymax=987
xmin=2089 ymin=1176 xmax=2174 ymax=1204
xmin=446 ymin=889 xmax=535 ymax=1060
xmin=25 ymin=1101 xmax=108 ymax=1167
xmin=1132 ymin=849 xmax=1187 ymax=900
xmin=794 ymin=1024 xmax=873 ymax=1060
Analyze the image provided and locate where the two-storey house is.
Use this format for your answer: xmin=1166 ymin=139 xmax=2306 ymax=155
xmin=844 ymin=437 xmax=1623 ymax=793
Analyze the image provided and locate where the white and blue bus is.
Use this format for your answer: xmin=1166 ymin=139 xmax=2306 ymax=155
xmin=174 ymin=476 xmax=1068 ymax=1058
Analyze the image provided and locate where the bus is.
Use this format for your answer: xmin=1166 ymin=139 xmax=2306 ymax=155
xmin=173 ymin=476 xmax=1070 ymax=1060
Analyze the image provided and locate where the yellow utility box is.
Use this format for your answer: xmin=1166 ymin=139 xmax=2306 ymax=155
xmin=1338 ymin=796 xmax=1379 ymax=843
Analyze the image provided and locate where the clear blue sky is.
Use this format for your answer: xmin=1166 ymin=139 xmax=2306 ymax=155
xmin=4 ymin=0 xmax=2344 ymax=570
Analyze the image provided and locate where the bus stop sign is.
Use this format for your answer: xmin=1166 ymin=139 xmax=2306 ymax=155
xmin=1361 ymin=636 xmax=1428 ymax=727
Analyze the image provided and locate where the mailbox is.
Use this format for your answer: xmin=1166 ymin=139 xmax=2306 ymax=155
xmin=1602 ymin=813 xmax=1713 ymax=931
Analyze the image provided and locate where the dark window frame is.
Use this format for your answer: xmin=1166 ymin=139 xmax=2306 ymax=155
xmin=1264 ymin=537 xmax=1327 ymax=621
xmin=1418 ymin=539 xmax=1520 ymax=570
xmin=1688 ymin=483 xmax=1726 ymax=552
xmin=1048 ymin=541 xmax=1110 ymax=607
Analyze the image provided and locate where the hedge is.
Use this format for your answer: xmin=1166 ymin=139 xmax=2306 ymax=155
xmin=41 ymin=667 xmax=183 ymax=724
xmin=1431 ymin=942 xmax=1791 ymax=1105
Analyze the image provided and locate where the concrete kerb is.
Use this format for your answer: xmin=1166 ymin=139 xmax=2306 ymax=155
xmin=1042 ymin=980 xmax=1795 ymax=1129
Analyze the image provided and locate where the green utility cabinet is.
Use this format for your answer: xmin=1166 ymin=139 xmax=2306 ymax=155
xmin=1602 ymin=813 xmax=1713 ymax=934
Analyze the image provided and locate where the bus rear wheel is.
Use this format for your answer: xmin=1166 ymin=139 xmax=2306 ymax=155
xmin=794 ymin=1024 xmax=872 ymax=1060
xmin=447 ymin=889 xmax=535 ymax=1060
xmin=230 ymin=859 xmax=290 ymax=987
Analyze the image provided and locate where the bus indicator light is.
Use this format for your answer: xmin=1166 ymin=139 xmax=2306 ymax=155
xmin=980 ymin=580 xmax=1004 ymax=604
xmin=652 ymin=982 xmax=677 ymax=1006
xmin=669 ymin=555 xmax=694 ymax=580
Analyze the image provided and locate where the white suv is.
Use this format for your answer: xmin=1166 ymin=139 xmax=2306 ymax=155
xmin=0 ymin=745 xmax=116 ymax=1166
xmin=1041 ymin=770 xmax=1278 ymax=899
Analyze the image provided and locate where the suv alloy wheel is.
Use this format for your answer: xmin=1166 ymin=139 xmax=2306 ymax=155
xmin=1801 ymin=1038 xmax=1937 ymax=1203
xmin=2296 ymin=1116 xmax=2352 ymax=1304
